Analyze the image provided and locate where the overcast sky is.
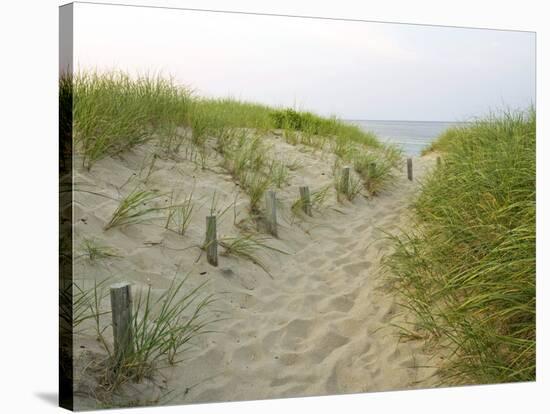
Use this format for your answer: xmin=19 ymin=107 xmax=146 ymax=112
xmin=71 ymin=2 xmax=536 ymax=122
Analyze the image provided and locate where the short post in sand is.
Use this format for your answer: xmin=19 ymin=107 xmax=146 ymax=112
xmin=368 ymin=162 xmax=376 ymax=178
xmin=341 ymin=166 xmax=351 ymax=197
xmin=205 ymin=215 xmax=218 ymax=266
xmin=299 ymin=186 xmax=312 ymax=216
xmin=265 ymin=190 xmax=278 ymax=237
xmin=407 ymin=158 xmax=413 ymax=181
xmin=110 ymin=282 xmax=134 ymax=364
xmin=436 ymin=156 xmax=441 ymax=166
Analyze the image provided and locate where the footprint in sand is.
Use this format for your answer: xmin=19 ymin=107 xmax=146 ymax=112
xmin=308 ymin=257 xmax=328 ymax=268
xmin=341 ymin=261 xmax=372 ymax=277
xmin=231 ymin=343 xmax=262 ymax=364
xmin=332 ymin=236 xmax=354 ymax=244
xmin=262 ymin=294 xmax=291 ymax=312
xmin=333 ymin=256 xmax=352 ymax=267
xmin=354 ymin=223 xmax=369 ymax=233
xmin=319 ymin=293 xmax=356 ymax=314
xmin=277 ymin=352 xmax=300 ymax=367
xmin=264 ymin=318 xmax=316 ymax=351
xmin=306 ymin=331 xmax=350 ymax=364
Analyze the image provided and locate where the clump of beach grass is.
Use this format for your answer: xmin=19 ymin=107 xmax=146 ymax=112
xmin=219 ymin=233 xmax=289 ymax=276
xmin=267 ymin=159 xmax=290 ymax=188
xmin=282 ymin=128 xmax=300 ymax=145
xmin=333 ymin=138 xmax=357 ymax=160
xmin=165 ymin=189 xmax=195 ymax=236
xmin=104 ymin=188 xmax=165 ymax=230
xmin=353 ymin=145 xmax=402 ymax=195
xmin=241 ymin=172 xmax=271 ymax=213
xmin=72 ymin=278 xmax=111 ymax=332
xmin=383 ymin=108 xmax=535 ymax=385
xmin=78 ymin=275 xmax=216 ymax=395
xmin=217 ymin=131 xmax=275 ymax=213
xmin=80 ymin=238 xmax=121 ymax=261
xmin=128 ymin=277 xmax=216 ymax=375
xmin=271 ymin=108 xmax=380 ymax=148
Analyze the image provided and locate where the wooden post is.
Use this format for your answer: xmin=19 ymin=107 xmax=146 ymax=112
xmin=299 ymin=186 xmax=312 ymax=216
xmin=436 ymin=156 xmax=441 ymax=166
xmin=206 ymin=215 xmax=218 ymax=266
xmin=368 ymin=162 xmax=376 ymax=178
xmin=407 ymin=158 xmax=413 ymax=181
xmin=265 ymin=190 xmax=278 ymax=237
xmin=110 ymin=282 xmax=134 ymax=363
xmin=341 ymin=166 xmax=350 ymax=196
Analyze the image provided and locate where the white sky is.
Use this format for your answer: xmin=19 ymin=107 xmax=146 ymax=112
xmin=72 ymin=2 xmax=536 ymax=122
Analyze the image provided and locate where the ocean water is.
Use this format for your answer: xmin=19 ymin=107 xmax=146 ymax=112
xmin=349 ymin=120 xmax=463 ymax=156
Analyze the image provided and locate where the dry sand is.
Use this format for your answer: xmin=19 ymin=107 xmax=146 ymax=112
xmin=71 ymin=132 xmax=441 ymax=408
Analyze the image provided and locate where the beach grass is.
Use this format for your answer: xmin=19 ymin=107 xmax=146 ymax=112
xmin=105 ymin=188 xmax=165 ymax=230
xmin=80 ymin=238 xmax=121 ymax=261
xmin=72 ymin=71 xmax=192 ymax=169
xmin=76 ymin=276 xmax=216 ymax=395
xmin=383 ymin=108 xmax=536 ymax=384
xmin=219 ymin=233 xmax=289 ymax=275
xmin=129 ymin=277 xmax=216 ymax=375
xmin=267 ymin=159 xmax=290 ymax=188
xmin=69 ymin=72 xmax=381 ymax=158
xmin=66 ymin=70 xmax=406 ymax=199
xmin=271 ymin=108 xmax=380 ymax=148
xmin=165 ymin=190 xmax=195 ymax=236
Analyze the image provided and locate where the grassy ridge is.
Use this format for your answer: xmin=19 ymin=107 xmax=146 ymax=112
xmin=271 ymin=108 xmax=380 ymax=148
xmin=65 ymin=71 xmax=381 ymax=169
xmin=72 ymin=72 xmax=193 ymax=168
xmin=384 ymin=109 xmax=535 ymax=384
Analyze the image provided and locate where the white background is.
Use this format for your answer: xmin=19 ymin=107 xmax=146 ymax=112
xmin=0 ymin=0 xmax=547 ymax=413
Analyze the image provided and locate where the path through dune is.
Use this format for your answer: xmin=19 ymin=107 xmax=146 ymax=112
xmin=165 ymin=154 xmax=441 ymax=404
xmin=72 ymin=134 xmax=441 ymax=408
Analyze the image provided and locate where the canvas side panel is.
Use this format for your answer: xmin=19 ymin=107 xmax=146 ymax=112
xmin=59 ymin=3 xmax=74 ymax=411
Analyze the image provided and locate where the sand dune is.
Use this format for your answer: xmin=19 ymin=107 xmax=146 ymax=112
xmin=72 ymin=132 xmax=440 ymax=408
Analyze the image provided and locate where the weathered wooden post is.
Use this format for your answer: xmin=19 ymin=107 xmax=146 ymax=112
xmin=407 ymin=158 xmax=413 ymax=181
xmin=110 ymin=282 xmax=134 ymax=363
xmin=205 ymin=215 xmax=218 ymax=266
xmin=341 ymin=166 xmax=350 ymax=197
xmin=368 ymin=162 xmax=376 ymax=178
xmin=299 ymin=186 xmax=312 ymax=216
xmin=265 ymin=190 xmax=278 ymax=237
xmin=436 ymin=156 xmax=441 ymax=166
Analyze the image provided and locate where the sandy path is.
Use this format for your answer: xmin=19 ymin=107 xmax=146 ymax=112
xmin=169 ymin=154 xmax=440 ymax=404
xmin=72 ymin=137 xmax=440 ymax=408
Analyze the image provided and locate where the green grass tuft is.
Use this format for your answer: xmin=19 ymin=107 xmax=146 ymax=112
xmin=80 ymin=238 xmax=121 ymax=261
xmin=219 ymin=233 xmax=289 ymax=275
xmin=105 ymin=188 xmax=165 ymax=230
xmin=165 ymin=190 xmax=195 ymax=236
